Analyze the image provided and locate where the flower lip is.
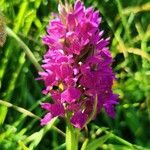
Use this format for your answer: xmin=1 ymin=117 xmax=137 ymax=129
xmin=70 ymin=111 xmax=88 ymax=129
xmin=61 ymin=87 xmax=81 ymax=103
xmin=40 ymin=112 xmax=52 ymax=126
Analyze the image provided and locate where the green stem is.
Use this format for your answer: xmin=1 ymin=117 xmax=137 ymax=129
xmin=66 ymin=117 xmax=78 ymax=150
xmin=0 ymin=100 xmax=40 ymax=120
xmin=6 ymin=26 xmax=43 ymax=72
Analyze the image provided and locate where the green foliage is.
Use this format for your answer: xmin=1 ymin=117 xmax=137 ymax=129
xmin=0 ymin=0 xmax=150 ymax=149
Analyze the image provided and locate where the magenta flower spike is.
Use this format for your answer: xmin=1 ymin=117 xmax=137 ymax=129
xmin=39 ymin=0 xmax=118 ymax=129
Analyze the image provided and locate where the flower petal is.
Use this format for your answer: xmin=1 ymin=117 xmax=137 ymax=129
xmin=40 ymin=113 xmax=53 ymax=126
xmin=61 ymin=87 xmax=81 ymax=103
xmin=71 ymin=111 xmax=88 ymax=128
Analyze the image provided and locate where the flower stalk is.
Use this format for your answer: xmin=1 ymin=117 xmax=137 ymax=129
xmin=66 ymin=115 xmax=78 ymax=150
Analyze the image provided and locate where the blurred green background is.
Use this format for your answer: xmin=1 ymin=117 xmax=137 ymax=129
xmin=0 ymin=0 xmax=150 ymax=149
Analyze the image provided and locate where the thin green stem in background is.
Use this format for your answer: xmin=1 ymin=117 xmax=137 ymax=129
xmin=115 ymin=0 xmax=131 ymax=42
xmin=6 ymin=27 xmax=43 ymax=72
xmin=0 ymin=100 xmax=40 ymax=120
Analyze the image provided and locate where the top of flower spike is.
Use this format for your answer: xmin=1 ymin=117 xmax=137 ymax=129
xmin=40 ymin=0 xmax=118 ymax=129
xmin=43 ymin=0 xmax=104 ymax=56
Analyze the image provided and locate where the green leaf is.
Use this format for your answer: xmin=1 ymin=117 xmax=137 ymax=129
xmin=86 ymin=133 xmax=111 ymax=150
xmin=81 ymin=138 xmax=89 ymax=150
xmin=25 ymin=117 xmax=57 ymax=149
xmin=18 ymin=140 xmax=29 ymax=150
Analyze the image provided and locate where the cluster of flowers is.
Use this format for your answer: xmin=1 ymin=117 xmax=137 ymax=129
xmin=39 ymin=0 xmax=118 ymax=128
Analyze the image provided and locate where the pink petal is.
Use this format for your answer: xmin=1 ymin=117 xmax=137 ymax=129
xmin=71 ymin=111 xmax=88 ymax=128
xmin=40 ymin=113 xmax=53 ymax=126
